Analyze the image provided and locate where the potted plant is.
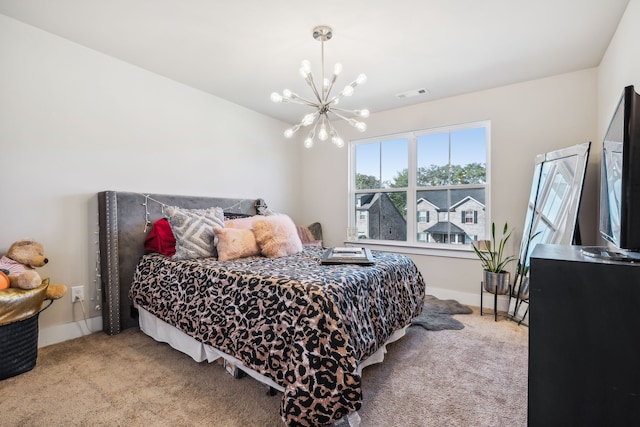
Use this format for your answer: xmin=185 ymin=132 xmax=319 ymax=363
xmin=472 ymin=222 xmax=515 ymax=295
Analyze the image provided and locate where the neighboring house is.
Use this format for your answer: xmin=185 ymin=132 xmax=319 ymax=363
xmin=417 ymin=188 xmax=486 ymax=244
xmin=356 ymin=193 xmax=407 ymax=241
xmin=356 ymin=188 xmax=485 ymax=244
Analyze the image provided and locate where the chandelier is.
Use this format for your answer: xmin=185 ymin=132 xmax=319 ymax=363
xmin=271 ymin=25 xmax=369 ymax=148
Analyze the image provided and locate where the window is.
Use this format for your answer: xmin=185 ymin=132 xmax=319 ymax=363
xmin=350 ymin=121 xmax=489 ymax=249
xmin=462 ymin=209 xmax=478 ymax=224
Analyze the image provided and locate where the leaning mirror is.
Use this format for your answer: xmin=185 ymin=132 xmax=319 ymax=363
xmin=512 ymin=141 xmax=591 ymax=323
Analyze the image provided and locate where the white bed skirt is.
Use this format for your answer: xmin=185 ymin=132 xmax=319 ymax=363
xmin=137 ymin=306 xmax=409 ymax=426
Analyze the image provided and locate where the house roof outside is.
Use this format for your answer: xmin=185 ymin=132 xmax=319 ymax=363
xmin=417 ymin=188 xmax=485 ymax=211
xmin=424 ymin=221 xmax=467 ymax=235
xmin=358 ymin=188 xmax=485 ymax=212
xmin=357 ymin=193 xmax=377 ymax=209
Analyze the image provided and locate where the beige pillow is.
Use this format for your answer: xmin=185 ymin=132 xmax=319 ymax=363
xmin=213 ymin=227 xmax=260 ymax=261
xmin=224 ymin=215 xmax=262 ymax=230
xmin=252 ymin=214 xmax=303 ymax=258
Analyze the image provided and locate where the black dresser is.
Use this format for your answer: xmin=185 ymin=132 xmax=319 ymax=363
xmin=529 ymin=244 xmax=640 ymax=426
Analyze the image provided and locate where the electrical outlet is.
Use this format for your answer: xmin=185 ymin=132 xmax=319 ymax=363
xmin=71 ymin=286 xmax=84 ymax=303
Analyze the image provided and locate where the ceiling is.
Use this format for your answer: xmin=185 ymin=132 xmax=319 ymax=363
xmin=0 ymin=0 xmax=630 ymax=125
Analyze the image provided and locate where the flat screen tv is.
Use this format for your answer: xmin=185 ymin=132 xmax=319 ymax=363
xmin=590 ymin=85 xmax=640 ymax=261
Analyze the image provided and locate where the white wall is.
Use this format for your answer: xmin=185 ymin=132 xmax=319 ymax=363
xmin=299 ymin=69 xmax=599 ymax=303
xmin=0 ymin=15 xmax=299 ymax=344
xmin=598 ymin=0 xmax=640 ymax=138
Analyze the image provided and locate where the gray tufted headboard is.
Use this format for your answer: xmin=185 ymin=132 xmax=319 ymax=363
xmin=97 ymin=191 xmax=263 ymax=335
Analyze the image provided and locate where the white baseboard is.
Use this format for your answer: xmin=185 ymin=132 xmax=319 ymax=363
xmin=38 ymin=316 xmax=103 ymax=348
xmin=427 ymin=286 xmax=513 ymax=312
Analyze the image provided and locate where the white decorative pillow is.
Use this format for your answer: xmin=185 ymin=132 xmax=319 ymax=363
xmin=166 ymin=206 xmax=224 ymax=260
xmin=213 ymin=226 xmax=260 ymax=261
xmin=252 ymin=214 xmax=303 ymax=258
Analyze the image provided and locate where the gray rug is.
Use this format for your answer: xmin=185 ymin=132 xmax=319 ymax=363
xmin=411 ymin=294 xmax=473 ymax=331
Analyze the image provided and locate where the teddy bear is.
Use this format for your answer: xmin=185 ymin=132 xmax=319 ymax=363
xmin=0 ymin=239 xmax=67 ymax=300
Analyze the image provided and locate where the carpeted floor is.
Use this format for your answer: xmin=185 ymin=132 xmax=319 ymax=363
xmin=1 ymin=307 xmax=528 ymax=427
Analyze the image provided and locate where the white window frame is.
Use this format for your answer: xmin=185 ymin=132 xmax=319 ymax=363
xmin=347 ymin=120 xmax=491 ymax=258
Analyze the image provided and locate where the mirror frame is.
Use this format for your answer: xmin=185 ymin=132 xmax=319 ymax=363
xmin=512 ymin=141 xmax=591 ymax=321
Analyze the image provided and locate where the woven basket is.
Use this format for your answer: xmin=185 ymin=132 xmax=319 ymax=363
xmin=0 ymin=300 xmax=53 ymax=380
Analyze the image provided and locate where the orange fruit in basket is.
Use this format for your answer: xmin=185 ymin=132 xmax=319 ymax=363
xmin=0 ymin=270 xmax=9 ymax=290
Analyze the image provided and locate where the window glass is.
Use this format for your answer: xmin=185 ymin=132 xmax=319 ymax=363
xmin=351 ymin=122 xmax=488 ymax=248
xmin=416 ymin=189 xmax=485 ymax=245
xmin=450 ymin=128 xmax=487 ymax=184
xmin=355 ymin=143 xmax=381 ymax=189
xmin=417 ymin=133 xmax=449 ymax=186
xmin=382 ymin=139 xmax=408 ymax=189
xmin=355 ymin=192 xmax=407 ymax=241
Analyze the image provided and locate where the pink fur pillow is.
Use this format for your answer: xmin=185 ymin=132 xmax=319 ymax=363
xmin=225 ymin=215 xmax=263 ymax=230
xmin=212 ymin=226 xmax=260 ymax=261
xmin=252 ymin=215 xmax=303 ymax=258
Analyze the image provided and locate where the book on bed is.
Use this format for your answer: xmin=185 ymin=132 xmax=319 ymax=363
xmin=320 ymin=247 xmax=375 ymax=265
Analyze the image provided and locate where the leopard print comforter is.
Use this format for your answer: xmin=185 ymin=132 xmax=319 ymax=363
xmin=129 ymin=247 xmax=425 ymax=426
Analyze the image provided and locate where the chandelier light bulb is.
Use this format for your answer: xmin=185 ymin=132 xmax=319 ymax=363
xmin=342 ymin=85 xmax=354 ymax=97
xmin=304 ymin=137 xmax=314 ymax=148
xmin=318 ymin=124 xmax=328 ymax=141
xmin=284 ymin=123 xmax=301 ymax=138
xmin=356 ymin=73 xmax=367 ymax=85
xmin=271 ymin=92 xmax=283 ymax=103
xmin=302 ymin=113 xmax=316 ymax=126
xmin=283 ymin=89 xmax=292 ymax=98
xmin=354 ymin=109 xmax=370 ymax=118
xmin=329 ymin=130 xmax=344 ymax=147
xmin=300 ymin=60 xmax=311 ymax=75
xmin=343 ymin=117 xmax=367 ymax=132
xmin=333 ymin=63 xmax=343 ymax=76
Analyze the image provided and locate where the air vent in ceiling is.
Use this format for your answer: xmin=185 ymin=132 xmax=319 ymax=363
xmin=395 ymin=88 xmax=429 ymax=99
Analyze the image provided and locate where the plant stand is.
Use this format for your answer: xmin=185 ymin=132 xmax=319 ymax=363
xmin=480 ymin=280 xmax=511 ymax=322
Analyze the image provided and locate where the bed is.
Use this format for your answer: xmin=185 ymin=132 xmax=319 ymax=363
xmin=97 ymin=191 xmax=426 ymax=427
